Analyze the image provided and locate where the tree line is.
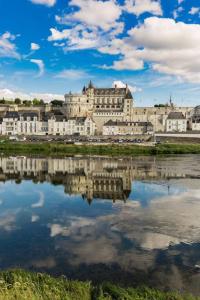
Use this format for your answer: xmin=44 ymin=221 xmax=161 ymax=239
xmin=0 ymin=98 xmax=64 ymax=106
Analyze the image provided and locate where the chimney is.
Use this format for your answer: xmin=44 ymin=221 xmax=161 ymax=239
xmin=126 ymin=83 xmax=128 ymax=93
xmin=115 ymin=84 xmax=117 ymax=89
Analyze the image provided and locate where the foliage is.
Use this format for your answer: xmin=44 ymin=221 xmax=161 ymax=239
xmin=0 ymin=270 xmax=198 ymax=300
xmin=51 ymin=99 xmax=64 ymax=106
xmin=1 ymin=141 xmax=200 ymax=156
xmin=14 ymin=98 xmax=21 ymax=105
xmin=154 ymin=104 xmax=169 ymax=107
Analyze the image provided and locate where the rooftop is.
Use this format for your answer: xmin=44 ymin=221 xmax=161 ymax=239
xmin=167 ymin=112 xmax=186 ymax=120
xmin=104 ymin=120 xmax=153 ymax=127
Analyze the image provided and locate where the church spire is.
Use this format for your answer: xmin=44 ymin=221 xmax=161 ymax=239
xmin=88 ymin=80 xmax=94 ymax=89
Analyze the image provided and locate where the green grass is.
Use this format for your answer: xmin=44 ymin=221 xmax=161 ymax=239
xmin=0 ymin=269 xmax=199 ymax=300
xmin=0 ymin=141 xmax=200 ymax=156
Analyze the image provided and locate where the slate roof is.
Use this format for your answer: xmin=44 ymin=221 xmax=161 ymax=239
xmin=167 ymin=112 xmax=186 ymax=120
xmin=4 ymin=111 xmax=19 ymax=119
xmin=192 ymin=105 xmax=200 ymax=116
xmin=93 ymin=88 xmax=133 ymax=99
xmin=104 ymin=120 xmax=153 ymax=127
xmin=20 ymin=112 xmax=39 ymax=119
xmin=85 ymin=81 xmax=133 ymax=99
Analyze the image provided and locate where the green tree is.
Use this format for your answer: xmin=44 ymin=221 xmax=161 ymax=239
xmin=23 ymin=100 xmax=32 ymax=106
xmin=39 ymin=99 xmax=45 ymax=105
xmin=0 ymin=99 xmax=6 ymax=104
xmin=32 ymin=98 xmax=40 ymax=106
xmin=14 ymin=98 xmax=21 ymax=105
xmin=51 ymin=99 xmax=64 ymax=106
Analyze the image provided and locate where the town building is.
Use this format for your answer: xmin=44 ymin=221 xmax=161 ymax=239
xmin=0 ymin=81 xmax=197 ymax=135
xmin=103 ymin=120 xmax=153 ymax=136
xmin=64 ymin=81 xmax=133 ymax=133
xmin=188 ymin=105 xmax=200 ymax=131
xmin=166 ymin=112 xmax=187 ymax=132
xmin=0 ymin=110 xmax=96 ymax=136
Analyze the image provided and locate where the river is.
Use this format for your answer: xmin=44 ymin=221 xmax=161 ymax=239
xmin=0 ymin=155 xmax=200 ymax=295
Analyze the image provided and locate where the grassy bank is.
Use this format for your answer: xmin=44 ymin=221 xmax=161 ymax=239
xmin=0 ymin=141 xmax=200 ymax=156
xmin=0 ymin=269 xmax=198 ymax=300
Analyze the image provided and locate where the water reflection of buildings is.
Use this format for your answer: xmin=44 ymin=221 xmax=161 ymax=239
xmin=0 ymin=156 xmax=158 ymax=203
xmin=0 ymin=156 xmax=199 ymax=203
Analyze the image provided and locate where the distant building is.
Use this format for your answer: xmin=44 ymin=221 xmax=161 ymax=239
xmin=103 ymin=120 xmax=153 ymax=135
xmin=188 ymin=105 xmax=200 ymax=131
xmin=166 ymin=112 xmax=187 ymax=132
xmin=0 ymin=110 xmax=96 ymax=136
xmin=64 ymin=81 xmax=133 ymax=133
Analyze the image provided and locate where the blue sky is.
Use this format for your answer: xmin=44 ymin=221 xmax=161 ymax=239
xmin=0 ymin=0 xmax=200 ymax=105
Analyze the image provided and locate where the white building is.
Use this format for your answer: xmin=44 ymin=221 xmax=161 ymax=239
xmin=103 ymin=120 xmax=154 ymax=135
xmin=188 ymin=106 xmax=200 ymax=131
xmin=166 ymin=112 xmax=187 ymax=132
xmin=64 ymin=81 xmax=133 ymax=133
xmin=0 ymin=111 xmax=96 ymax=136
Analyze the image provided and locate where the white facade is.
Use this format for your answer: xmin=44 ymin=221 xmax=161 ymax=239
xmin=103 ymin=120 xmax=154 ymax=136
xmin=166 ymin=112 xmax=187 ymax=132
xmin=0 ymin=112 xmax=96 ymax=136
xmin=48 ymin=116 xmax=96 ymax=136
xmin=191 ymin=122 xmax=200 ymax=131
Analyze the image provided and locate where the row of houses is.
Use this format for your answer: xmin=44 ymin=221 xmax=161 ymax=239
xmin=0 ymin=110 xmax=154 ymax=136
xmin=0 ymin=111 xmax=96 ymax=136
xmin=103 ymin=107 xmax=200 ymax=135
xmin=0 ymin=105 xmax=200 ymax=136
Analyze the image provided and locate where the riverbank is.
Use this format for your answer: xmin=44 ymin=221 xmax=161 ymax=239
xmin=0 ymin=141 xmax=200 ymax=156
xmin=0 ymin=269 xmax=198 ymax=300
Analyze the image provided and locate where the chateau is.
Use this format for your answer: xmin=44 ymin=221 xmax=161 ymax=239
xmin=64 ymin=81 xmax=133 ymax=133
xmin=0 ymin=81 xmax=199 ymax=136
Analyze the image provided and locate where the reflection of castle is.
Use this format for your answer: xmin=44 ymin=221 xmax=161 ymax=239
xmin=0 ymin=156 xmax=198 ymax=203
xmin=0 ymin=156 xmax=157 ymax=203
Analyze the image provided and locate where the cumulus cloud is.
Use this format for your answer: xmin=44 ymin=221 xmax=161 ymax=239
xmin=48 ymin=28 xmax=70 ymax=42
xmin=0 ymin=88 xmax=64 ymax=102
xmin=102 ymin=17 xmax=200 ymax=83
xmin=112 ymin=80 xmax=142 ymax=93
xmin=0 ymin=32 xmax=20 ymax=59
xmin=64 ymin=0 xmax=122 ymax=31
xmin=31 ymin=43 xmax=40 ymax=50
xmin=30 ymin=59 xmax=44 ymax=77
xmin=55 ymin=69 xmax=90 ymax=80
xmin=29 ymin=0 xmax=56 ymax=7
xmin=124 ymin=0 xmax=162 ymax=17
xmin=189 ymin=7 xmax=200 ymax=15
xmin=48 ymin=0 xmax=124 ymax=51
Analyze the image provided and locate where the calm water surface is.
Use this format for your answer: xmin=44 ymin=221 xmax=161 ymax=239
xmin=0 ymin=155 xmax=200 ymax=295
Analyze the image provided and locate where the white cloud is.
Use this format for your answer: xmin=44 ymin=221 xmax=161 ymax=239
xmin=30 ymin=59 xmax=44 ymax=77
xmin=0 ymin=32 xmax=20 ymax=59
xmin=112 ymin=80 xmax=142 ymax=93
xmin=29 ymin=0 xmax=56 ymax=7
xmin=48 ymin=28 xmax=70 ymax=41
xmin=66 ymin=0 xmax=122 ymax=31
xmin=49 ymin=0 xmax=124 ymax=51
xmin=48 ymin=25 xmax=109 ymax=51
xmin=31 ymin=215 xmax=40 ymax=222
xmin=124 ymin=0 xmax=162 ymax=17
xmin=55 ymin=69 xmax=90 ymax=80
xmin=0 ymin=88 xmax=64 ymax=102
xmin=31 ymin=43 xmax=40 ymax=50
xmin=178 ymin=0 xmax=184 ymax=4
xmin=32 ymin=192 xmax=45 ymax=208
xmin=173 ymin=6 xmax=184 ymax=19
xmin=102 ymin=17 xmax=200 ymax=83
xmin=189 ymin=7 xmax=200 ymax=15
